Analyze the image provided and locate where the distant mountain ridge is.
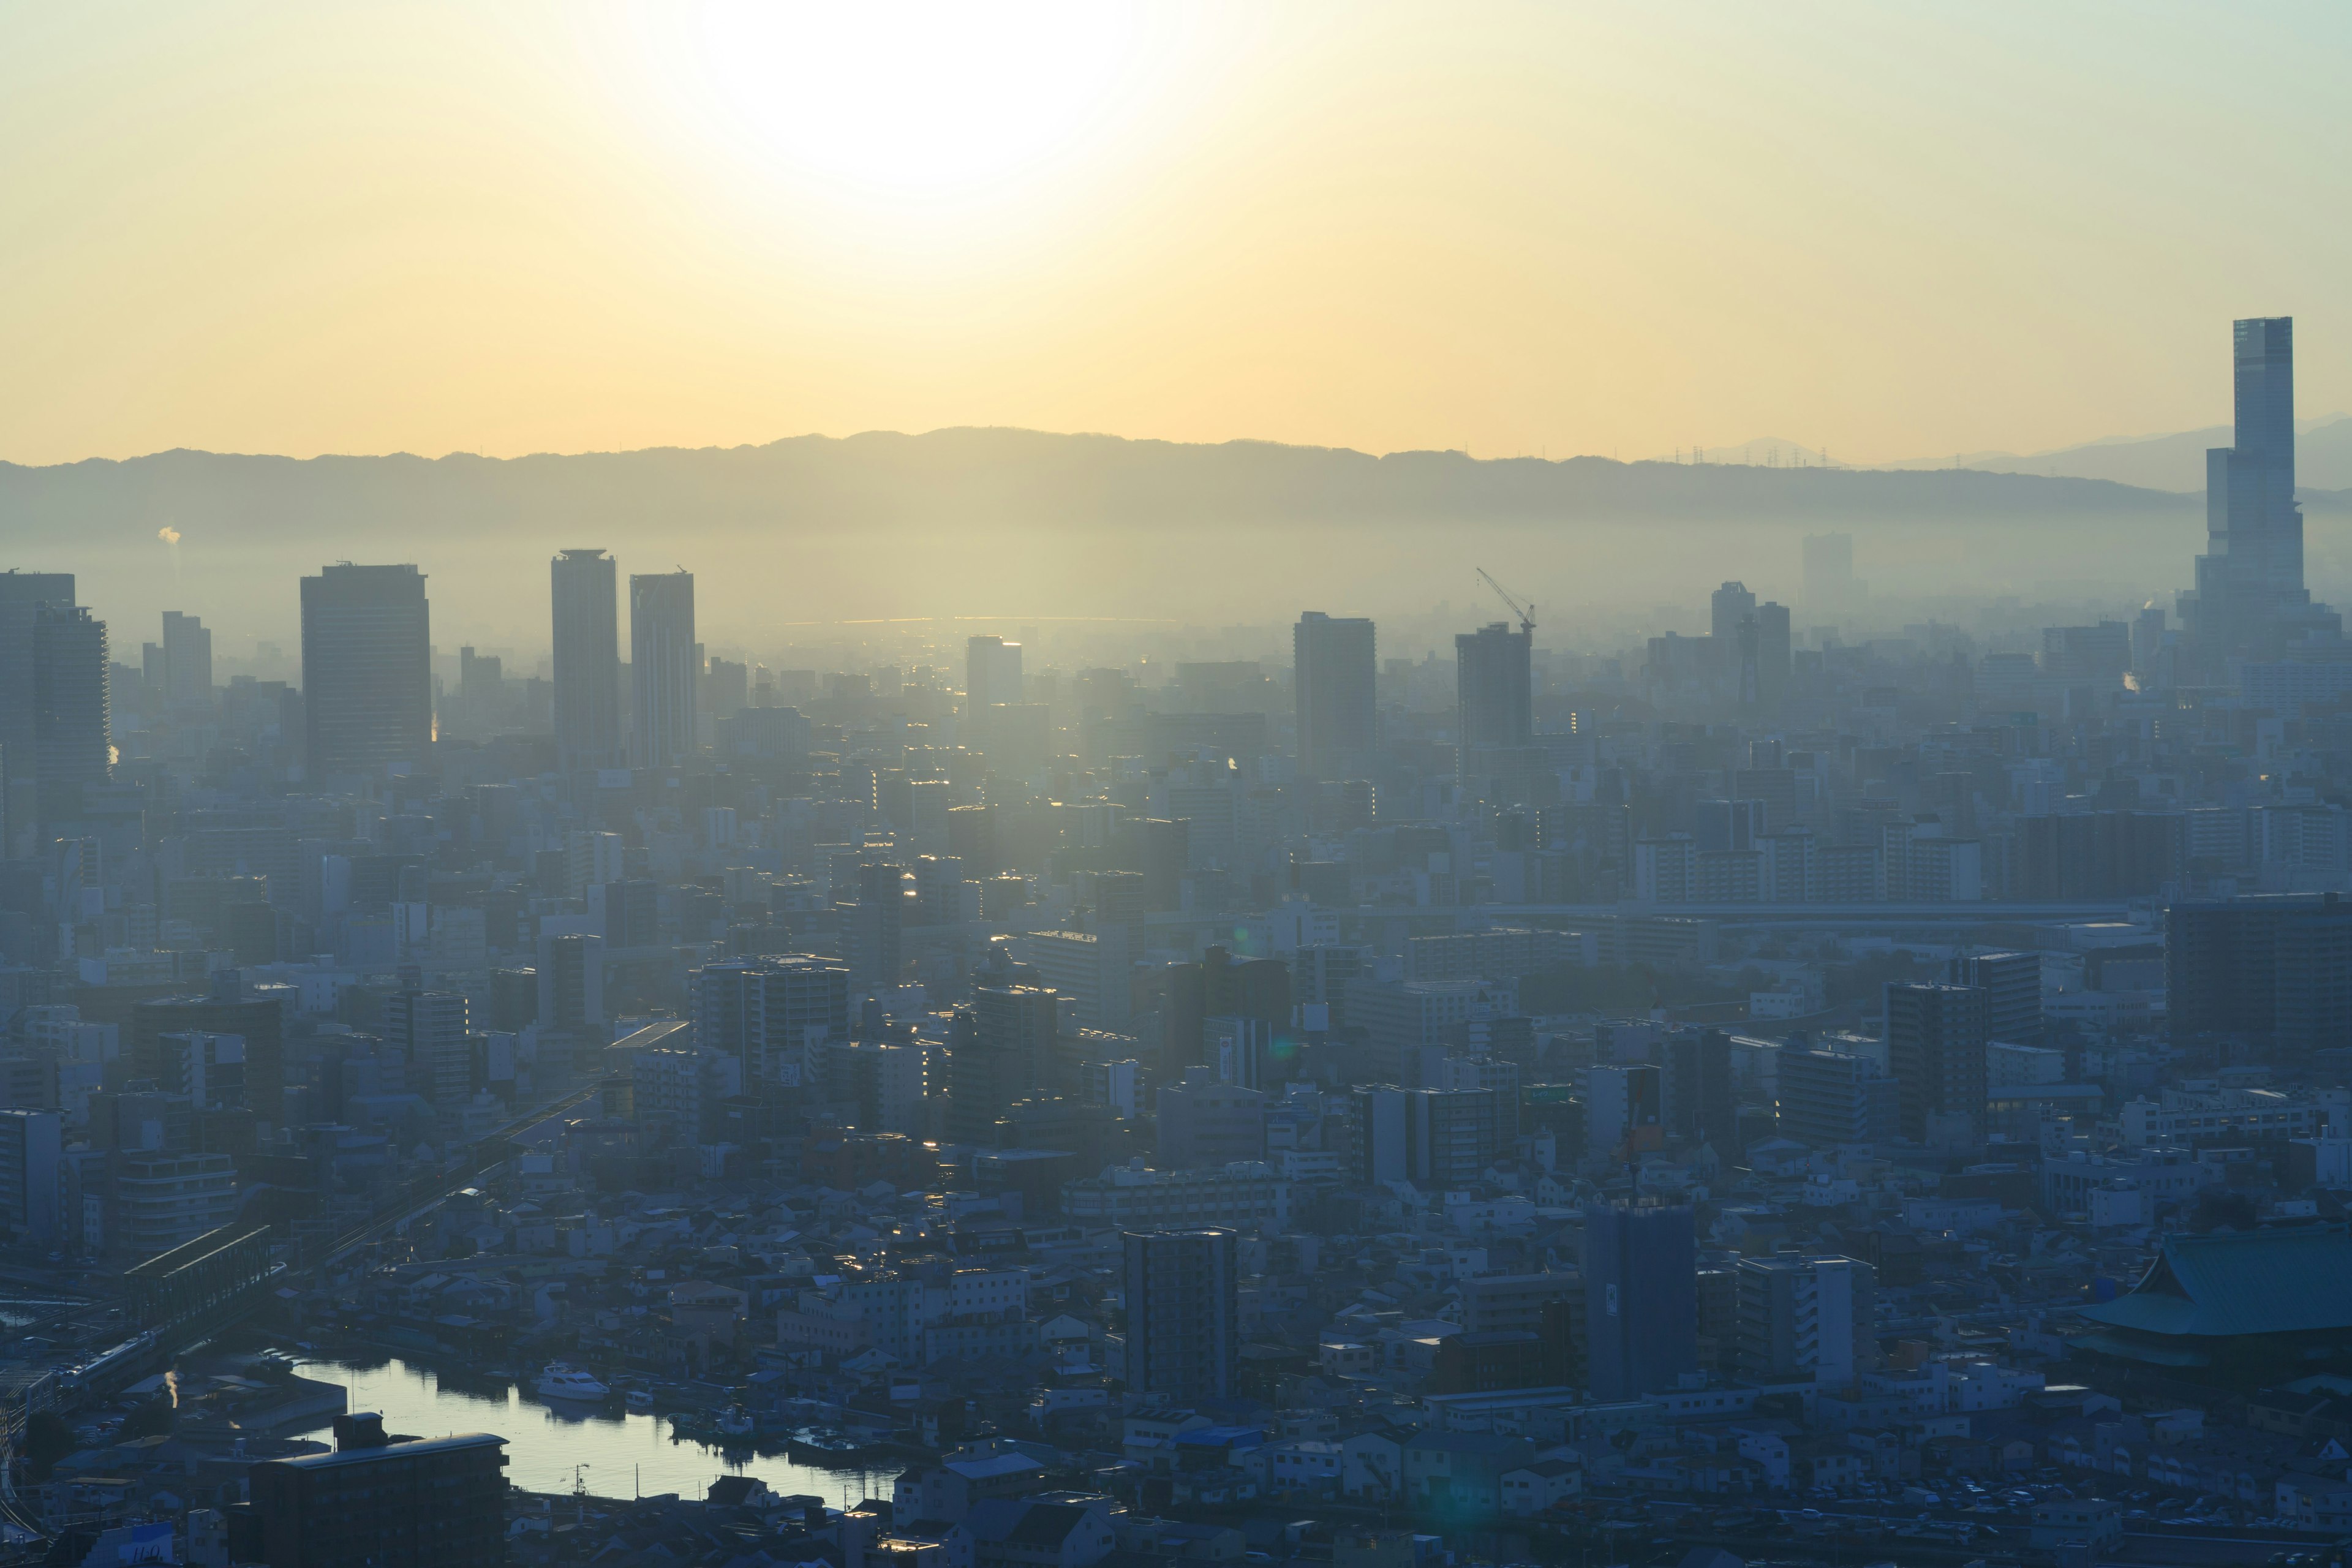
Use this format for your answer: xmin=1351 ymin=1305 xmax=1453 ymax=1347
xmin=0 ymin=428 xmax=2200 ymax=549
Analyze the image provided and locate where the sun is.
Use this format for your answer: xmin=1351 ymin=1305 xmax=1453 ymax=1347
xmin=684 ymin=2 xmax=1148 ymax=203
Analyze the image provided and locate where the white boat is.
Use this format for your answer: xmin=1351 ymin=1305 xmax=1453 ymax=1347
xmin=624 ymin=1385 xmax=655 ymax=1413
xmin=535 ymin=1363 xmax=610 ymax=1401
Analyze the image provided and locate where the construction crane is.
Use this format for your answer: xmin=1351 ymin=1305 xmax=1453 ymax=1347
xmin=1477 ymin=568 xmax=1536 ymax=636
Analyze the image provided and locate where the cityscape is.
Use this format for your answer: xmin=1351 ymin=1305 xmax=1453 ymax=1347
xmin=13 ymin=9 xmax=2352 ymax=1568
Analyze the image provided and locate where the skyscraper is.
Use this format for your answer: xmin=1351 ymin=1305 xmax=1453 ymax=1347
xmin=1455 ymin=621 xmax=1532 ymax=780
xmin=1123 ymin=1228 xmax=1238 ymax=1403
xmin=160 ymin=611 xmax=213 ymax=706
xmin=300 ymin=564 xmax=431 ymax=783
xmin=1709 ymin=580 xmax=1757 ymax=654
xmin=1884 ymin=981 xmax=1989 ymax=1145
xmin=945 ymin=982 xmax=1058 ymax=1144
xmin=629 ymin=570 xmax=696 ymax=768
xmin=690 ymin=954 xmax=851 ymax=1087
xmin=2188 ymin=317 xmax=2338 ymax=660
xmin=1582 ymin=1200 xmax=1698 ymax=1401
xmin=1753 ymin=600 xmax=1791 ymax=711
xmin=2168 ymin=892 xmax=2352 ymax=1059
xmin=32 ymin=604 xmax=110 ymax=805
xmin=1294 ymin=611 xmax=1376 ymax=779
xmin=386 ymin=990 xmax=472 ymax=1111
xmin=551 ymin=549 xmax=620 ymax=771
xmin=0 ymin=573 xmax=77 ymax=835
xmin=966 ymin=635 xmax=1023 ymax=715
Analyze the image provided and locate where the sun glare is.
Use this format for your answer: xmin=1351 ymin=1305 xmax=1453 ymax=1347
xmin=686 ymin=2 xmax=1147 ymax=203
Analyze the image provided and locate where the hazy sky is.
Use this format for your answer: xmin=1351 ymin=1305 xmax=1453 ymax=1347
xmin=7 ymin=2 xmax=2352 ymax=468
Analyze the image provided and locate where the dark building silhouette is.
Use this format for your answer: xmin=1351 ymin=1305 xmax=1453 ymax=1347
xmin=300 ymin=564 xmax=431 ymax=783
xmin=551 ymin=548 xmax=621 ymax=771
xmin=1294 ymin=611 xmax=1376 ymax=780
xmin=1455 ymin=621 xmax=1532 ymax=781
xmin=946 ymin=984 xmax=1058 ymax=1144
xmin=2188 ymin=317 xmax=2339 ymax=660
xmin=1583 ymin=1200 xmax=1697 ymax=1401
xmin=243 ymin=1419 xmax=506 ymax=1568
xmin=1124 ymin=1227 xmax=1238 ymax=1403
xmin=1885 ymin=981 xmax=1989 ymax=1144
xmin=629 ymin=570 xmax=696 ymax=768
xmin=32 ymin=603 xmax=110 ymax=808
xmin=2169 ymin=893 xmax=2352 ymax=1058
xmin=1949 ymin=949 xmax=2041 ymax=1044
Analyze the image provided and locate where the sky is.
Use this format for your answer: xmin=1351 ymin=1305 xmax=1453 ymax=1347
xmin=7 ymin=1 xmax=2352 ymax=469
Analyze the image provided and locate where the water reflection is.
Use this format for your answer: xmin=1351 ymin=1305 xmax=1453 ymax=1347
xmin=290 ymin=1355 xmax=891 ymax=1506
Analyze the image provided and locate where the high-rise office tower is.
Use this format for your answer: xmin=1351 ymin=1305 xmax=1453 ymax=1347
xmin=551 ymin=549 xmax=621 ymax=771
xmin=965 ymin=635 xmax=1023 ymax=715
xmin=1754 ymin=601 xmax=1791 ymax=710
xmin=690 ymin=954 xmax=851 ymax=1087
xmin=160 ymin=611 xmax=213 ymax=706
xmin=32 ymin=604 xmax=110 ymax=807
xmin=1709 ymin=581 xmax=1756 ymax=655
xmin=1123 ymin=1228 xmax=1238 ymax=1403
xmin=1294 ymin=611 xmax=1376 ymax=779
xmin=1455 ymin=622 xmax=1532 ymax=780
xmin=1948 ymin=949 xmax=2041 ymax=1044
xmin=386 ymin=990 xmax=471 ymax=1111
xmin=0 ymin=572 xmax=75 ymax=806
xmin=1583 ymin=1200 xmax=1698 ymax=1401
xmin=1655 ymin=1028 xmax=1737 ymax=1154
xmin=945 ymin=983 xmax=1058 ymax=1144
xmin=2188 ymin=317 xmax=2338 ymax=660
xmin=1801 ymin=533 xmax=1855 ymax=606
xmin=2168 ymin=893 xmax=2352 ymax=1059
xmin=629 ymin=571 xmax=696 ymax=767
xmin=1884 ymin=981 xmax=1989 ymax=1145
xmin=300 ymin=564 xmax=431 ymax=783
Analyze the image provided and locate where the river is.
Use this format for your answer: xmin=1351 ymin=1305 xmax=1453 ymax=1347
xmin=287 ymin=1354 xmax=895 ymax=1507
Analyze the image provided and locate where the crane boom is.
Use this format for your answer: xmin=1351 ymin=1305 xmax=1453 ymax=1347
xmin=1477 ymin=568 xmax=1536 ymax=636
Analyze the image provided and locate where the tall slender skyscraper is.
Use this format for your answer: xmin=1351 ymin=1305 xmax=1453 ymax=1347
xmin=32 ymin=604 xmax=110 ymax=805
xmin=1124 ymin=1228 xmax=1238 ymax=1403
xmin=2188 ymin=317 xmax=2338 ymax=660
xmin=1455 ymin=621 xmax=1532 ymax=780
xmin=551 ymin=549 xmax=620 ymax=771
xmin=629 ymin=570 xmax=696 ymax=768
xmin=159 ymin=611 xmax=213 ymax=706
xmin=1293 ymin=611 xmax=1376 ymax=779
xmin=0 ymin=572 xmax=76 ymax=816
xmin=965 ymin=635 xmax=1023 ymax=715
xmin=300 ymin=564 xmax=431 ymax=783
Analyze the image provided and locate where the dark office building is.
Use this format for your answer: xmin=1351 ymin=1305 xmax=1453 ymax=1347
xmin=945 ymin=984 xmax=1058 ymax=1144
xmin=847 ymin=861 xmax=907 ymax=990
xmin=1135 ymin=816 xmax=1189 ymax=912
xmin=1353 ymin=1085 xmax=1512 ymax=1189
xmin=2169 ymin=892 xmax=2352 ymax=1058
xmin=629 ymin=570 xmax=696 ymax=769
xmin=1455 ymin=621 xmax=1532 ymax=780
xmin=243 ymin=1417 xmax=506 ymax=1568
xmin=31 ymin=603 xmax=110 ymax=804
xmin=1949 ymin=949 xmax=2041 ymax=1044
xmin=1160 ymin=944 xmax=1291 ymax=1071
xmin=551 ymin=548 xmax=621 ymax=772
xmin=1124 ymin=1228 xmax=1238 ymax=1403
xmin=1294 ymin=611 xmax=1377 ymax=780
xmin=300 ymin=564 xmax=431 ymax=783
xmin=600 ymin=878 xmax=660 ymax=949
xmin=0 ymin=571 xmax=75 ymax=810
xmin=1583 ymin=1200 xmax=1698 ymax=1401
xmin=1655 ymin=1028 xmax=1736 ymax=1154
xmin=1884 ymin=982 xmax=1988 ymax=1144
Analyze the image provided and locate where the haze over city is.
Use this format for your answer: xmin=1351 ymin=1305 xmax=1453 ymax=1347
xmin=12 ymin=9 xmax=2352 ymax=1568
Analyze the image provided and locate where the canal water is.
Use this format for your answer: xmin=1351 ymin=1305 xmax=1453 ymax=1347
xmin=288 ymin=1355 xmax=894 ymax=1507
